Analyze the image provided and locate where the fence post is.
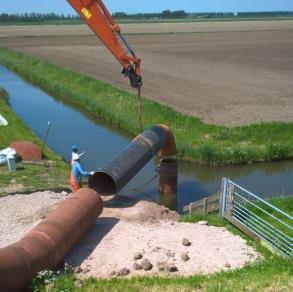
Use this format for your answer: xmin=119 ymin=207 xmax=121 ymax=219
xmin=228 ymin=184 xmax=235 ymax=216
xmin=220 ymin=177 xmax=228 ymax=218
xmin=189 ymin=203 xmax=192 ymax=218
xmin=203 ymin=197 xmax=208 ymax=214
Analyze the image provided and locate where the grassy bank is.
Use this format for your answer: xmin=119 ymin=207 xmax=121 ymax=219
xmin=0 ymin=87 xmax=69 ymax=195
xmin=30 ymin=213 xmax=292 ymax=291
xmin=0 ymin=48 xmax=292 ymax=165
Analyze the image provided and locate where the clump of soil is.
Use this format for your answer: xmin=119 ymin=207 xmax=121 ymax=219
xmin=101 ymin=195 xmax=180 ymax=222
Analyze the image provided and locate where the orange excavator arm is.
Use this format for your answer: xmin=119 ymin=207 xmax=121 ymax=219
xmin=67 ymin=0 xmax=142 ymax=89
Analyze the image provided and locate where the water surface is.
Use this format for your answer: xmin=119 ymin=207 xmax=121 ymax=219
xmin=1 ymin=65 xmax=292 ymax=213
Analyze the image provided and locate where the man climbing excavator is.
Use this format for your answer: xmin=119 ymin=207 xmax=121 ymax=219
xmin=67 ymin=0 xmax=143 ymax=129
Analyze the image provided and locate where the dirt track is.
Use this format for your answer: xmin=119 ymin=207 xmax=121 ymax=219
xmin=1 ymin=21 xmax=293 ymax=126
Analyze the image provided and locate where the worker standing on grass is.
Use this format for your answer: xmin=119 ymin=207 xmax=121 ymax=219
xmin=70 ymin=151 xmax=95 ymax=192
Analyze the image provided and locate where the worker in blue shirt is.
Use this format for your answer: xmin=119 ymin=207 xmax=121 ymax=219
xmin=70 ymin=152 xmax=94 ymax=192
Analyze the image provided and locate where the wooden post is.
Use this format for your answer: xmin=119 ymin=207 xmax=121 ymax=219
xmin=189 ymin=203 xmax=192 ymax=218
xmin=228 ymin=184 xmax=235 ymax=216
xmin=203 ymin=197 xmax=208 ymax=214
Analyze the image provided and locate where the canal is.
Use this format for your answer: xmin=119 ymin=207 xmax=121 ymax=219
xmin=1 ymin=65 xmax=292 ymax=213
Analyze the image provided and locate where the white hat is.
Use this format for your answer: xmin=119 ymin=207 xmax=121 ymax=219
xmin=72 ymin=153 xmax=80 ymax=161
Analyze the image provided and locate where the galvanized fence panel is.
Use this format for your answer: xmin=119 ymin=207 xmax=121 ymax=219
xmin=220 ymin=178 xmax=293 ymax=257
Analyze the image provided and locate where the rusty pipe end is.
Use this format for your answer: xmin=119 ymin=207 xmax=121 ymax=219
xmin=0 ymin=188 xmax=103 ymax=292
xmin=157 ymin=124 xmax=176 ymax=157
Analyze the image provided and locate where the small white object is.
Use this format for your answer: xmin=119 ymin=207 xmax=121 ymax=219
xmin=0 ymin=147 xmax=16 ymax=156
xmin=0 ymin=154 xmax=7 ymax=164
xmin=197 ymin=220 xmax=209 ymax=226
xmin=0 ymin=114 xmax=8 ymax=126
xmin=7 ymin=154 xmax=16 ymax=172
xmin=0 ymin=147 xmax=16 ymax=165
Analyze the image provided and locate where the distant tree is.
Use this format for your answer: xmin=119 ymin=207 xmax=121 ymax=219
xmin=172 ymin=10 xmax=187 ymax=18
xmin=113 ymin=12 xmax=128 ymax=19
xmin=162 ymin=10 xmax=172 ymax=18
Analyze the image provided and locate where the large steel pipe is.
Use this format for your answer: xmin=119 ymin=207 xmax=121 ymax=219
xmin=0 ymin=188 xmax=103 ymax=292
xmin=89 ymin=124 xmax=177 ymax=195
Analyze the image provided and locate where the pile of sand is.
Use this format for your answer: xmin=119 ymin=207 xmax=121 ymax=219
xmin=0 ymin=191 xmax=258 ymax=279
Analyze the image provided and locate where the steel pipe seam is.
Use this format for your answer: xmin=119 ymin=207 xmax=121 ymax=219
xmin=138 ymin=127 xmax=167 ymax=155
xmin=157 ymin=124 xmax=177 ymax=156
xmin=0 ymin=188 xmax=103 ymax=292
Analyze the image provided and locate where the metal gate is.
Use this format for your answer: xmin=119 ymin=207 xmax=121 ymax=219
xmin=220 ymin=178 xmax=292 ymax=257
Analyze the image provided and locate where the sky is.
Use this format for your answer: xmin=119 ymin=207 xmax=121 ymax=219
xmin=1 ymin=0 xmax=293 ymax=15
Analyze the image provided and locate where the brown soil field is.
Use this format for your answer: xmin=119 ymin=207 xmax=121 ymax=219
xmin=1 ymin=21 xmax=293 ymax=126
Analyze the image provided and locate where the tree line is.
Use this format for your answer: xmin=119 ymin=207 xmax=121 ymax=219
xmin=0 ymin=13 xmax=80 ymax=23
xmin=1 ymin=11 xmax=293 ymax=23
xmin=113 ymin=11 xmax=235 ymax=19
xmin=237 ymin=11 xmax=293 ymax=17
xmin=113 ymin=10 xmax=293 ymax=19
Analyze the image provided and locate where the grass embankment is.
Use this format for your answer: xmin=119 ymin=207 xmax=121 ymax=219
xmin=30 ymin=212 xmax=292 ymax=291
xmin=0 ymin=48 xmax=293 ymax=165
xmin=0 ymin=87 xmax=69 ymax=195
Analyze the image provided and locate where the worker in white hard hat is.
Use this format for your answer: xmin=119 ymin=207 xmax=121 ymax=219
xmin=71 ymin=145 xmax=86 ymax=165
xmin=70 ymin=152 xmax=94 ymax=192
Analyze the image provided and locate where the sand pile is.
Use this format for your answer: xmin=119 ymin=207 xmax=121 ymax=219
xmin=0 ymin=191 xmax=258 ymax=279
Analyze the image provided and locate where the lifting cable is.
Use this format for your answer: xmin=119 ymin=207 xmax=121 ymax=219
xmin=130 ymin=165 xmax=159 ymax=190
xmin=123 ymin=165 xmax=160 ymax=203
xmin=137 ymin=86 xmax=142 ymax=132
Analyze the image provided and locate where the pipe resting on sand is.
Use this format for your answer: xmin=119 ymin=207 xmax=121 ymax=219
xmin=0 ymin=188 xmax=103 ymax=292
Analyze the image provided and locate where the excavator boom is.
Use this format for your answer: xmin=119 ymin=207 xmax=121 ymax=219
xmin=67 ymin=0 xmax=142 ymax=88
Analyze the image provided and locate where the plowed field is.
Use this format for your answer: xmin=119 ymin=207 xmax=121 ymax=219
xmin=1 ymin=21 xmax=293 ymax=126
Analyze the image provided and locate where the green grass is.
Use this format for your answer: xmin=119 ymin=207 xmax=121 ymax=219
xmin=244 ymin=197 xmax=293 ymax=238
xmin=0 ymin=86 xmax=69 ymax=195
xmin=0 ymin=48 xmax=293 ymax=165
xmin=29 ymin=213 xmax=293 ymax=292
xmin=268 ymin=197 xmax=293 ymax=215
